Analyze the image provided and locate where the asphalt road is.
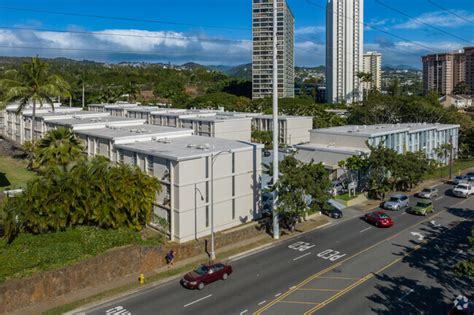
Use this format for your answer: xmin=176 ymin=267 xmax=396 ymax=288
xmin=80 ymin=182 xmax=473 ymax=315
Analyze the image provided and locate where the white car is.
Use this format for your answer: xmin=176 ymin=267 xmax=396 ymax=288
xmin=452 ymin=183 xmax=474 ymax=198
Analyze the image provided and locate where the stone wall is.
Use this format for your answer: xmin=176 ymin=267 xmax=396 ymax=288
xmin=0 ymin=222 xmax=263 ymax=314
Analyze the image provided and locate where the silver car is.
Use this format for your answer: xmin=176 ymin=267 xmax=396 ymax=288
xmin=383 ymin=194 xmax=410 ymax=210
xmin=453 ymin=176 xmax=469 ymax=185
xmin=417 ymin=188 xmax=439 ymax=199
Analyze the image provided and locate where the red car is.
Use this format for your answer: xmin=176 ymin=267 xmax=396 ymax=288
xmin=364 ymin=211 xmax=394 ymax=227
xmin=181 ymin=263 xmax=233 ymax=290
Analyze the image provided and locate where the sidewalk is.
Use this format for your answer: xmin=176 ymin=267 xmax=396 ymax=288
xmin=18 ymin=215 xmax=329 ymax=315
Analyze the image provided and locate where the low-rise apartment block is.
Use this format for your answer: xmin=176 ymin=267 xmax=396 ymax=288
xmin=44 ymin=116 xmax=146 ymax=133
xmin=296 ymin=123 xmax=460 ymax=178
xmin=251 ymin=115 xmax=313 ymax=145
xmin=114 ymin=136 xmax=263 ymax=242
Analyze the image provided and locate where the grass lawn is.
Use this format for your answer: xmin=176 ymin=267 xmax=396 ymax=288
xmin=0 ymin=155 xmax=37 ymax=192
xmin=0 ymin=226 xmax=163 ymax=284
xmin=423 ymin=159 xmax=474 ymax=181
xmin=335 ymin=192 xmax=360 ymax=201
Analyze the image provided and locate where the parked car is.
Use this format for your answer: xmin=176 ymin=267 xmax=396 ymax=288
xmin=411 ymin=201 xmax=434 ymax=216
xmin=453 ymin=175 xmax=469 ymax=185
xmin=321 ymin=208 xmax=343 ymax=219
xmin=181 ymin=263 xmax=233 ymax=290
xmin=416 ymin=187 xmax=439 ymax=199
xmin=364 ymin=211 xmax=394 ymax=228
xmin=383 ymin=194 xmax=409 ymax=210
xmin=281 ymin=146 xmax=296 ymax=154
xmin=452 ymin=183 xmax=474 ymax=198
xmin=263 ymin=150 xmax=271 ymax=157
xmin=329 ymin=180 xmax=345 ymax=196
xmin=466 ymin=172 xmax=474 ymax=181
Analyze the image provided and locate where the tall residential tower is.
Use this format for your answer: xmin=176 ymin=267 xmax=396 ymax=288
xmin=252 ymin=0 xmax=295 ymax=99
xmin=363 ymin=51 xmax=382 ymax=91
xmin=326 ymin=0 xmax=364 ymax=104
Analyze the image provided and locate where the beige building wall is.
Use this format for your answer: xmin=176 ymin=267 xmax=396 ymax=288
xmin=363 ymin=51 xmax=382 ymax=91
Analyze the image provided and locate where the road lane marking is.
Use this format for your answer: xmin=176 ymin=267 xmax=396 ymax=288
xmin=280 ymin=301 xmax=320 ymax=305
xmin=106 ymin=306 xmax=131 ymax=315
xmin=298 ymin=288 xmax=340 ymax=292
xmin=398 ymin=288 xmax=414 ymax=301
xmin=275 ymin=293 xmax=282 ymax=297
xmin=253 ymin=208 xmax=453 ymax=315
xmin=258 ymin=300 xmax=266 ymax=306
xmin=434 ymin=197 xmax=443 ymax=201
xmin=401 ymin=212 xmax=407 ymax=215
xmin=410 ymin=232 xmax=424 ymax=241
xmin=240 ymin=310 xmax=248 ymax=315
xmin=359 ymin=227 xmax=372 ymax=233
xmin=290 ymin=286 xmax=296 ymax=290
xmin=318 ymin=276 xmax=359 ymax=280
xmin=293 ymin=252 xmax=312 ymax=261
xmin=183 ymin=294 xmax=212 ymax=308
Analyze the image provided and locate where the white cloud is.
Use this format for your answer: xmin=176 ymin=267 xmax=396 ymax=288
xmin=395 ymin=11 xmax=474 ymax=29
xmin=295 ymin=26 xmax=325 ymax=35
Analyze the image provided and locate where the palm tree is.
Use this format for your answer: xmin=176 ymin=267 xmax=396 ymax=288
xmin=123 ymin=81 xmax=141 ymax=103
xmin=357 ymin=72 xmax=373 ymax=100
xmin=0 ymin=56 xmax=71 ymax=142
xmin=35 ymin=127 xmax=84 ymax=172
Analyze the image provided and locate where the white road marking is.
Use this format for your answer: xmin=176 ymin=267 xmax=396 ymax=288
xmin=290 ymin=286 xmax=296 ymax=290
xmin=275 ymin=293 xmax=282 ymax=297
xmin=434 ymin=197 xmax=443 ymax=201
xmin=293 ymin=252 xmax=312 ymax=261
xmin=360 ymin=227 xmax=372 ymax=233
xmin=240 ymin=310 xmax=248 ymax=315
xmin=401 ymin=212 xmax=407 ymax=215
xmin=410 ymin=232 xmax=424 ymax=241
xmin=398 ymin=288 xmax=414 ymax=301
xmin=258 ymin=300 xmax=267 ymax=306
xmin=106 ymin=306 xmax=131 ymax=315
xmin=183 ymin=294 xmax=212 ymax=308
xmin=430 ymin=220 xmax=441 ymax=227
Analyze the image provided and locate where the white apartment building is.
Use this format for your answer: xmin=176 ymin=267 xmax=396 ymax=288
xmin=296 ymin=123 xmax=460 ymax=178
xmin=252 ymin=0 xmax=295 ymax=99
xmin=75 ymin=125 xmax=193 ymax=161
xmin=251 ymin=114 xmax=313 ymax=145
xmin=114 ymin=136 xmax=263 ymax=242
xmin=363 ymin=51 xmax=382 ymax=91
xmin=87 ymin=103 xmax=139 ymax=116
xmin=126 ymin=106 xmax=164 ymax=123
xmin=44 ymin=116 xmax=146 ymax=133
xmin=150 ymin=111 xmax=252 ymax=142
xmin=326 ymin=0 xmax=364 ymax=104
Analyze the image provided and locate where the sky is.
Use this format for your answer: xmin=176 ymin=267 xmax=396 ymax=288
xmin=0 ymin=0 xmax=473 ymax=68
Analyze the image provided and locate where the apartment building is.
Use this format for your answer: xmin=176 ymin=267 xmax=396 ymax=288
xmin=326 ymin=0 xmax=364 ymax=104
xmin=126 ymin=106 xmax=164 ymax=123
xmin=296 ymin=123 xmax=460 ymax=178
xmin=75 ymin=125 xmax=193 ymax=161
xmin=150 ymin=111 xmax=252 ymax=141
xmin=363 ymin=51 xmax=382 ymax=91
xmin=114 ymin=136 xmax=263 ymax=242
xmin=251 ymin=114 xmax=313 ymax=145
xmin=252 ymin=0 xmax=295 ymax=99
xmin=44 ymin=116 xmax=146 ymax=133
xmin=87 ymin=103 xmax=139 ymax=116
xmin=422 ymin=51 xmax=465 ymax=95
xmin=465 ymin=47 xmax=474 ymax=95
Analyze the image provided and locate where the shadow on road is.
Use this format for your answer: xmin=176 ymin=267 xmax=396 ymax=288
xmin=366 ymin=207 xmax=473 ymax=314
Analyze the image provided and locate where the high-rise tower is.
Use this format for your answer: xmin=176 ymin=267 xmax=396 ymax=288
xmin=252 ymin=0 xmax=295 ymax=99
xmin=326 ymin=0 xmax=364 ymax=104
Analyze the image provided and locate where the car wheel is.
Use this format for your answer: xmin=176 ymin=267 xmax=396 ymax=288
xmin=198 ymin=282 xmax=205 ymax=290
xmin=375 ymin=221 xmax=379 ymax=227
xmin=222 ymin=273 xmax=228 ymax=280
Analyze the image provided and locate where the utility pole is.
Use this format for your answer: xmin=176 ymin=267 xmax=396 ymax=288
xmin=272 ymin=0 xmax=280 ymax=240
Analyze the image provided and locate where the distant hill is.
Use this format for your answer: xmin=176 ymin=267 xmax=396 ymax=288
xmin=383 ymin=64 xmax=420 ymax=71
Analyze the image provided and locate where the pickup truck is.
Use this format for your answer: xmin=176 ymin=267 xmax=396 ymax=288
xmin=452 ymin=183 xmax=474 ymax=198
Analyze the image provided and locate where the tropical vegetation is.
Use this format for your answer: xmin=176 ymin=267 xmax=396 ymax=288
xmin=454 ymin=229 xmax=474 ymax=280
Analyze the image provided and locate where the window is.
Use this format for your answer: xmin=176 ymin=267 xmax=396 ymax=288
xmin=205 ymin=206 xmax=209 ymax=227
xmin=132 ymin=153 xmax=137 ymax=166
xmin=232 ymin=153 xmax=235 ymax=173
xmin=118 ymin=150 xmax=124 ymax=164
xmin=232 ymin=199 xmax=235 ymax=220
xmin=206 ymin=181 xmax=209 ymax=203
xmin=232 ymin=176 xmax=235 ymax=196
xmin=205 ymin=157 xmax=209 ymax=178
xmin=146 ymin=156 xmax=153 ymax=175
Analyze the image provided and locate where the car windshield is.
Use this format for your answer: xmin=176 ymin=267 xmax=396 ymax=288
xmin=457 ymin=184 xmax=469 ymax=189
xmin=389 ymin=197 xmax=400 ymax=202
xmin=422 ymin=189 xmax=432 ymax=193
xmin=194 ymin=265 xmax=209 ymax=276
xmin=378 ymin=213 xmax=389 ymax=219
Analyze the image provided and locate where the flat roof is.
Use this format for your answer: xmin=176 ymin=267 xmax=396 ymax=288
xmin=180 ymin=115 xmax=251 ymax=123
xmin=126 ymin=106 xmax=169 ymax=113
xmin=48 ymin=116 xmax=145 ymax=127
xmin=312 ymin=123 xmax=460 ymax=137
xmin=115 ymin=135 xmax=262 ymax=161
xmin=74 ymin=124 xmax=192 ymax=140
xmin=253 ymin=114 xmax=313 ymax=120
xmin=22 ymin=110 xmax=109 ymax=119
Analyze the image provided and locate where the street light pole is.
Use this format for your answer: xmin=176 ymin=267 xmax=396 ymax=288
xmin=194 ymin=184 xmax=204 ymax=241
xmin=272 ymin=0 xmax=280 ymax=239
xmin=210 ymin=149 xmax=231 ymax=262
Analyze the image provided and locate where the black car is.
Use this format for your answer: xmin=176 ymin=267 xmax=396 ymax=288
xmin=263 ymin=150 xmax=271 ymax=157
xmin=322 ymin=208 xmax=343 ymax=219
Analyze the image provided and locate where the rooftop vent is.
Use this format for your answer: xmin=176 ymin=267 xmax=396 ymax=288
xmin=187 ymin=144 xmax=196 ymax=148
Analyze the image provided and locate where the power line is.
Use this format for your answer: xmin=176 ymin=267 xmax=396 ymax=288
xmin=0 ymin=6 xmax=248 ymax=31
xmin=375 ymin=0 xmax=473 ymax=44
xmin=0 ymin=26 xmax=246 ymax=44
xmin=426 ymin=0 xmax=474 ymax=25
xmin=304 ymin=0 xmax=437 ymax=53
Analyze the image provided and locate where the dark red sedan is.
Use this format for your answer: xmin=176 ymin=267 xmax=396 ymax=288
xmin=181 ymin=263 xmax=233 ymax=290
xmin=364 ymin=211 xmax=394 ymax=228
